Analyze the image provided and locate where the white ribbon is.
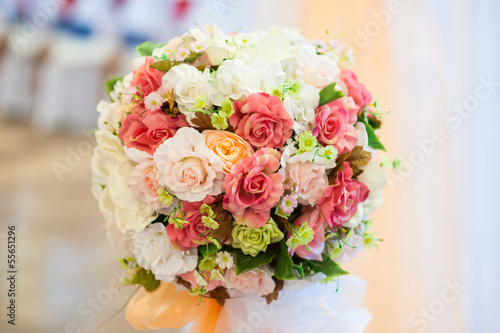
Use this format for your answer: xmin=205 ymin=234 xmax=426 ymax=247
xmin=214 ymin=276 xmax=372 ymax=333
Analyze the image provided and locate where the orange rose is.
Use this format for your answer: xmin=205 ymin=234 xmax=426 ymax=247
xmin=203 ymin=130 xmax=253 ymax=173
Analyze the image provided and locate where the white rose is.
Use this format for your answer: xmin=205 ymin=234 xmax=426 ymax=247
xmin=98 ymin=161 xmax=157 ymax=234
xmin=132 ymin=223 xmax=198 ymax=282
xmin=289 ymin=45 xmax=341 ymax=89
xmin=213 ymin=58 xmax=285 ymax=104
xmin=96 ymin=100 xmax=127 ymax=132
xmin=91 ymin=130 xmax=128 ymax=199
xmin=153 ymin=127 xmax=225 ymax=202
xmin=239 ymin=27 xmax=303 ymax=62
xmin=190 ymin=27 xmax=237 ymax=65
xmin=161 ymin=64 xmax=215 ymax=122
xmin=103 ymin=218 xmax=133 ymax=252
xmin=283 ymin=160 xmax=328 ymax=206
xmin=358 ymin=160 xmax=388 ymax=215
xmin=283 ymin=84 xmax=319 ymax=135
xmin=356 ymin=122 xmax=369 ymax=150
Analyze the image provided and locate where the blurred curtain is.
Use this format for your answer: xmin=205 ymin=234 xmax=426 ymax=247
xmin=300 ymin=0 xmax=500 ymax=332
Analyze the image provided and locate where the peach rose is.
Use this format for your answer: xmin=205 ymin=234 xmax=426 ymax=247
xmin=224 ymin=267 xmax=275 ymax=296
xmin=153 ymin=127 xmax=225 ymax=202
xmin=203 ymin=130 xmax=253 ymax=173
xmin=284 ymin=161 xmax=328 ymax=206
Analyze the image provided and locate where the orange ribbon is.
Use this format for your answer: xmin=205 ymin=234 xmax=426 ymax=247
xmin=125 ymin=282 xmax=224 ymax=333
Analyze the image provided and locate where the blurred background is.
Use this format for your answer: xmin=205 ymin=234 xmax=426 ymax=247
xmin=0 ymin=0 xmax=498 ymax=332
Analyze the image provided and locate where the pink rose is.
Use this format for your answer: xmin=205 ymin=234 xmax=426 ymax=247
xmin=289 ymin=207 xmax=327 ymax=261
xmin=318 ymin=162 xmax=369 ymax=228
xmin=223 ymin=148 xmax=284 ymax=228
xmin=230 ymin=93 xmax=293 ymax=149
xmin=130 ymin=57 xmax=164 ymax=98
xmin=119 ymin=111 xmax=188 ymax=155
xmin=284 ymin=161 xmax=328 ymax=206
xmin=129 ymin=159 xmax=171 ymax=213
xmin=313 ymin=97 xmax=358 ymax=154
xmin=340 ymin=69 xmax=372 ymax=108
xmin=224 ymin=267 xmax=275 ymax=296
xmin=177 ymin=269 xmax=222 ymax=292
xmin=166 ymin=195 xmax=217 ymax=251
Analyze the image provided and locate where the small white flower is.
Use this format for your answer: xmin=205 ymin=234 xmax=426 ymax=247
xmin=189 ymin=40 xmax=207 ymax=53
xmin=233 ymin=33 xmax=254 ymax=48
xmin=194 ymin=270 xmax=208 ymax=287
xmin=215 ymin=251 xmax=234 ymax=269
xmin=156 ymin=86 xmax=171 ymax=103
xmin=210 ymin=269 xmax=225 ymax=282
xmin=144 ymin=92 xmax=163 ymax=111
xmin=173 ymin=45 xmax=190 ymax=61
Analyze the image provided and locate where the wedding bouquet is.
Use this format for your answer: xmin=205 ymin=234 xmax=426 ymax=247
xmin=92 ymin=24 xmax=388 ymax=332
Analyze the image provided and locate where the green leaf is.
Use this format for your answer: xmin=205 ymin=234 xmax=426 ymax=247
xmin=199 ymin=243 xmax=219 ymax=257
xmin=274 ymin=241 xmax=295 ymax=280
xmin=136 ymin=41 xmax=161 ymax=57
xmin=294 ymin=254 xmax=349 ymax=278
xmin=150 ymin=59 xmax=174 ymax=73
xmin=235 ymin=244 xmax=278 ymax=275
xmin=364 ymin=121 xmax=386 ymax=151
xmin=104 ymin=75 xmax=124 ymax=102
xmin=122 ymin=268 xmax=161 ymax=292
xmin=318 ymin=82 xmax=345 ymax=106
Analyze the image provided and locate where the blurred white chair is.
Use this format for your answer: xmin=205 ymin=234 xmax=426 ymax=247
xmin=32 ymin=34 xmax=120 ymax=131
xmin=0 ymin=24 xmax=51 ymax=120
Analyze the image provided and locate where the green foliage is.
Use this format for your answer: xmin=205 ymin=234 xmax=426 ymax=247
xmin=199 ymin=243 xmax=220 ymax=257
xmin=136 ymin=41 xmax=162 ymax=57
xmin=122 ymin=267 xmax=160 ymax=292
xmin=104 ymin=75 xmax=124 ymax=102
xmin=234 ymin=244 xmax=278 ymax=275
xmin=358 ymin=113 xmax=387 ymax=151
xmin=294 ymin=254 xmax=349 ymax=278
xmin=318 ymin=82 xmax=344 ymax=106
xmin=274 ymin=241 xmax=295 ymax=280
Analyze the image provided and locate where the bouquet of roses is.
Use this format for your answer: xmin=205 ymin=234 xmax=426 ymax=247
xmin=92 ymin=24 xmax=388 ymax=331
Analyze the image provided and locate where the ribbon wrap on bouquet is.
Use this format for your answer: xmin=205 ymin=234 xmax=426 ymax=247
xmin=126 ymin=276 xmax=371 ymax=333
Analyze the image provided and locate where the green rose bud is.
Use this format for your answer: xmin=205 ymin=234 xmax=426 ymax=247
xmin=231 ymin=218 xmax=284 ymax=257
xmin=199 ymin=256 xmax=217 ymax=272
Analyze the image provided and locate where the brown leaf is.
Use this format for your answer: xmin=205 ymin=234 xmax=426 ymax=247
xmin=191 ymin=112 xmax=216 ymax=131
xmin=347 ymin=146 xmax=371 ymax=167
xmin=161 ymin=88 xmax=181 ymax=116
xmin=211 ymin=203 xmax=233 ymax=244
xmin=150 ymin=60 xmax=174 ymax=73
xmin=175 ymin=276 xmax=192 ymax=290
xmin=328 ymin=146 xmax=371 ymax=183
xmin=272 ymin=214 xmax=294 ymax=233
xmin=264 ymin=277 xmax=284 ymax=304
xmin=346 ymin=146 xmax=371 ymax=177
xmin=208 ymin=286 xmax=231 ymax=306
xmin=328 ymin=152 xmax=349 ymax=185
